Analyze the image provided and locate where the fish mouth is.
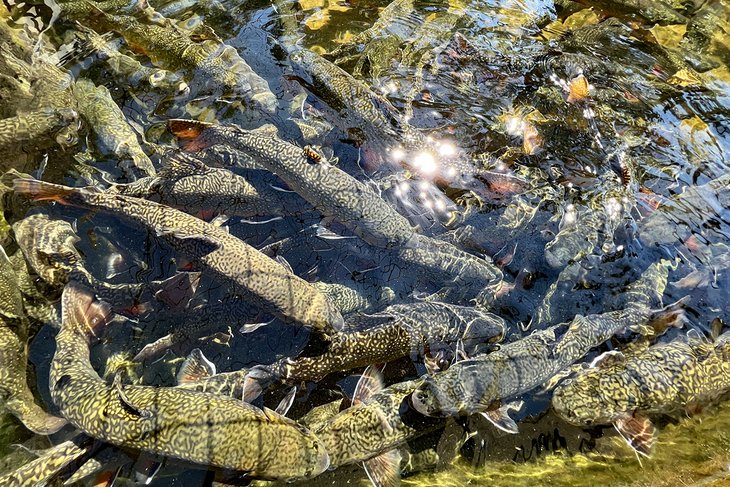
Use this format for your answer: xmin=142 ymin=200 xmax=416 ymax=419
xmin=410 ymin=386 xmax=450 ymax=417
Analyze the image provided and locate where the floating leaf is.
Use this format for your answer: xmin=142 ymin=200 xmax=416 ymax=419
xmin=649 ymin=24 xmax=686 ymax=49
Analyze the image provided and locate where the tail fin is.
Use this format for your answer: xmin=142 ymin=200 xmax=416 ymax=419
xmin=167 ymin=119 xmax=215 ymax=152
xmin=13 ymin=178 xmax=75 ymax=203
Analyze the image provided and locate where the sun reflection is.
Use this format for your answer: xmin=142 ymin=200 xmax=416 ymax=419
xmin=413 ymin=151 xmax=437 ymax=175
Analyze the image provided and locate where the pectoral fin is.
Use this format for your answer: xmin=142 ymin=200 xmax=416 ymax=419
xmin=363 ymin=449 xmax=401 ymax=487
xmin=480 ymin=401 xmax=523 ymax=434
xmin=176 ymin=348 xmax=216 ymax=385
xmin=275 ymin=387 xmax=297 ymax=416
xmin=613 ymin=414 xmax=656 ymax=457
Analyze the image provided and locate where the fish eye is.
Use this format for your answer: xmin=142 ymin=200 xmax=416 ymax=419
xmin=150 ymin=71 xmax=166 ymax=83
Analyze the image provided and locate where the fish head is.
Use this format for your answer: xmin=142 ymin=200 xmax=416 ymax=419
xmin=551 ymin=371 xmax=626 ymax=426
xmin=410 ymin=377 xmax=462 ymax=418
xmin=287 ymin=49 xmax=316 ymax=88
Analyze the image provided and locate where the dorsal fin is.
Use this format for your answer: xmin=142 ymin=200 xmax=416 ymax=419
xmin=159 ymin=152 xmax=210 ymax=178
xmin=353 ymin=365 xmax=384 ymax=405
xmin=62 ymin=281 xmax=112 ymax=337
xmin=167 ymin=119 xmax=215 ymax=151
xmin=588 ymin=350 xmax=625 ymax=369
xmin=176 ymin=348 xmax=216 ymax=385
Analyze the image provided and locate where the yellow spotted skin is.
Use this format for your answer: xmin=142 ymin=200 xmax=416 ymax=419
xmin=13 ymin=213 xmax=82 ymax=286
xmin=18 ymin=180 xmax=342 ymax=335
xmin=552 ymin=333 xmax=730 ymax=426
xmin=0 ymin=244 xmax=66 ymax=434
xmin=111 ymin=153 xmax=309 ymax=218
xmin=50 ymin=283 xmax=330 ymax=480
xmin=178 ymin=122 xmax=417 ymax=249
xmin=74 ymin=78 xmax=155 ymax=176
xmin=317 ymin=379 xmax=442 ymax=468
xmin=0 ymin=435 xmax=94 ymax=486
xmin=411 ymin=260 xmax=673 ymax=417
xmin=0 ymin=108 xmax=78 ymax=157
xmin=268 ymin=302 xmax=505 ymax=383
xmin=71 ymin=7 xmax=277 ymax=113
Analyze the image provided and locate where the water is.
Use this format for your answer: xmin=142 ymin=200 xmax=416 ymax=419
xmin=0 ymin=0 xmax=729 ymax=484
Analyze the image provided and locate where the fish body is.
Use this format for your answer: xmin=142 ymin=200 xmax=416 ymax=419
xmin=13 ymin=179 xmax=343 ymax=335
xmin=73 ymin=25 xmax=187 ymax=93
xmin=0 ymin=244 xmax=67 ymax=434
xmin=168 ymin=120 xmax=418 ymax=249
xmin=74 ymin=78 xmax=155 ymax=176
xmin=289 ymin=48 xmax=406 ymax=151
xmin=78 ymin=7 xmax=277 ymax=112
xmin=411 ymin=260 xmax=677 ymax=417
xmin=316 ymin=367 xmax=442 ymax=485
xmin=50 ymin=282 xmax=330 ymax=480
xmin=110 ymin=152 xmax=310 ymax=218
xmin=0 ymin=108 xmax=78 ymax=157
xmin=11 ymin=212 xmax=193 ymax=315
xmin=0 ymin=435 xmax=95 ymax=486
xmin=552 ymin=332 xmax=730 ymax=454
xmin=265 ymin=302 xmax=505 ymax=384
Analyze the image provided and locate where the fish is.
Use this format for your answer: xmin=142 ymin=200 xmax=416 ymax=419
xmin=168 ymin=119 xmax=418 ymax=250
xmin=0 ymin=244 xmax=67 ymax=435
xmin=313 ymin=281 xmax=396 ymax=315
xmin=0 ymin=108 xmax=79 ymax=158
xmin=316 ymin=366 xmax=443 ymax=486
xmin=12 ymin=212 xmax=198 ymax=315
xmin=13 ymin=178 xmax=343 ymax=336
xmin=552 ymin=330 xmax=730 ymax=456
xmin=0 ymin=434 xmax=96 ymax=486
xmin=109 ymin=152 xmax=312 ymax=219
xmin=133 ymin=297 xmax=257 ymax=361
xmin=71 ymin=4 xmax=277 ymax=113
xmin=288 ymin=48 xmax=407 ymax=152
xmin=71 ymin=23 xmax=188 ymax=94
xmin=73 ymin=78 xmax=155 ymax=177
xmin=263 ymin=302 xmax=505 ymax=385
xmin=169 ymin=120 xmax=503 ymax=302
xmin=410 ymin=260 xmax=684 ymax=420
xmin=49 ymin=281 xmax=330 ymax=480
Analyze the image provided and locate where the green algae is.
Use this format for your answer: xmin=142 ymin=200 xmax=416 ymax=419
xmin=406 ymin=401 xmax=730 ymax=486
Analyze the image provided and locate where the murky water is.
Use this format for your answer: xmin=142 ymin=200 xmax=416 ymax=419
xmin=0 ymin=0 xmax=729 ymax=484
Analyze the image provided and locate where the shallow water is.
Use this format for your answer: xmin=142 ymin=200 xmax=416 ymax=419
xmin=0 ymin=0 xmax=729 ymax=484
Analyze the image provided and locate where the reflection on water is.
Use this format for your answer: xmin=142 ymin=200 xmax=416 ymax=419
xmin=0 ymin=0 xmax=729 ymax=484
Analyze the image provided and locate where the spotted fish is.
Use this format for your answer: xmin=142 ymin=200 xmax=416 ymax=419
xmin=262 ymin=302 xmax=505 ymax=384
xmin=0 ymin=108 xmax=78 ymax=159
xmin=316 ymin=366 xmax=443 ymax=487
xmin=49 ymin=282 xmax=330 ymax=480
xmin=13 ymin=178 xmax=343 ymax=335
xmin=168 ymin=119 xmax=418 ymax=250
xmin=109 ymin=152 xmax=311 ymax=219
xmin=12 ymin=212 xmax=198 ymax=316
xmin=168 ymin=120 xmax=503 ymax=302
xmin=73 ymin=78 xmax=155 ymax=176
xmin=410 ymin=260 xmax=684 ymax=422
xmin=72 ymin=4 xmax=278 ymax=113
xmin=552 ymin=330 xmax=730 ymax=456
xmin=0 ymin=244 xmax=67 ymax=435
xmin=0 ymin=434 xmax=95 ymax=486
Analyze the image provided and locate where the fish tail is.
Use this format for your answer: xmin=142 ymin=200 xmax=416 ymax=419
xmin=167 ymin=119 xmax=215 ymax=152
xmin=13 ymin=178 xmax=76 ymax=203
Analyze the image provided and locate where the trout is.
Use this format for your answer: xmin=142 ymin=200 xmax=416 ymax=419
xmin=49 ymin=282 xmax=329 ymax=480
xmin=13 ymin=178 xmax=343 ymax=335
